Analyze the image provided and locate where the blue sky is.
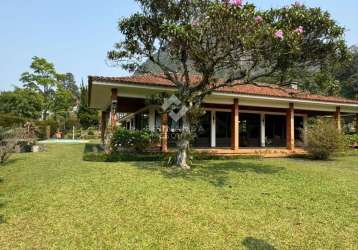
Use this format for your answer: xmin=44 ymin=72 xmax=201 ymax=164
xmin=1 ymin=0 xmax=357 ymax=91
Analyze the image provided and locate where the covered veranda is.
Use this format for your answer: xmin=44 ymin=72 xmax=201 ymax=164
xmin=89 ymin=75 xmax=358 ymax=156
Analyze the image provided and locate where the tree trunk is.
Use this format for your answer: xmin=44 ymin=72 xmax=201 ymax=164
xmin=176 ymin=137 xmax=190 ymax=170
xmin=175 ymin=115 xmax=191 ymax=170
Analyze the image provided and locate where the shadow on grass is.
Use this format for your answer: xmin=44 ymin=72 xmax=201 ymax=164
xmin=242 ymin=237 xmax=277 ymax=250
xmin=84 ymin=143 xmax=105 ymax=154
xmin=129 ymin=160 xmax=284 ymax=187
xmin=0 ymin=158 xmax=26 ymax=168
xmin=0 ymin=177 xmax=5 ymax=224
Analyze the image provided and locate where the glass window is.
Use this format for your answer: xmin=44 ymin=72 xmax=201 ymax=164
xmin=135 ymin=111 xmax=149 ymax=130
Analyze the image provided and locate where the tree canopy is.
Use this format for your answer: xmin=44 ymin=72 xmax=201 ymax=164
xmin=0 ymin=88 xmax=44 ymax=119
xmin=20 ymin=56 xmax=78 ymax=120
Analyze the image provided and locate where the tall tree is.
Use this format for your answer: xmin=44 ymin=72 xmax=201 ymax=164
xmin=20 ymin=56 xmax=61 ymax=120
xmin=61 ymin=73 xmax=80 ymax=98
xmin=108 ymin=0 xmax=348 ymax=169
xmin=337 ymin=46 xmax=358 ymax=99
xmin=0 ymin=88 xmax=44 ymax=119
xmin=52 ymin=84 xmax=75 ymax=118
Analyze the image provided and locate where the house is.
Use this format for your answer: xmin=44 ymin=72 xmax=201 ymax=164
xmin=88 ymin=75 xmax=358 ymax=156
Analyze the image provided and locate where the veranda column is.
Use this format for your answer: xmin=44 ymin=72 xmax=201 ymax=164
xmin=110 ymin=88 xmax=118 ymax=128
xmin=286 ymin=103 xmax=295 ymax=151
xmin=161 ymin=112 xmax=168 ymax=153
xmin=303 ymin=115 xmax=308 ymax=146
xmin=100 ymin=111 xmax=107 ymax=144
xmin=148 ymin=108 xmax=155 ymax=131
xmin=334 ymin=106 xmax=341 ymax=132
xmin=260 ymin=113 xmax=266 ymax=147
xmin=211 ymin=110 xmax=216 ymax=148
xmin=231 ymin=98 xmax=239 ymax=151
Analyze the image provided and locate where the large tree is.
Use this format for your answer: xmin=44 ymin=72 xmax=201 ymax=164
xmin=0 ymin=88 xmax=44 ymax=119
xmin=20 ymin=57 xmax=79 ymax=121
xmin=52 ymin=84 xmax=75 ymax=118
xmin=337 ymin=46 xmax=358 ymax=99
xmin=20 ymin=56 xmax=61 ymax=120
xmin=61 ymin=73 xmax=80 ymax=98
xmin=108 ymin=0 xmax=348 ymax=169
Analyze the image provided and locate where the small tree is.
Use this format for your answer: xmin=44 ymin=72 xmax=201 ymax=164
xmin=108 ymin=0 xmax=349 ymax=169
xmin=306 ymin=118 xmax=346 ymax=160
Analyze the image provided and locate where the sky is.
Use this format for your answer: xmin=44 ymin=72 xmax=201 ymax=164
xmin=1 ymin=0 xmax=357 ymax=91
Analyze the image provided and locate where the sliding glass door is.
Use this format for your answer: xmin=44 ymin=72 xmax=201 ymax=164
xmin=216 ymin=112 xmax=231 ymax=147
xmin=265 ymin=114 xmax=286 ymax=147
xmin=192 ymin=112 xmax=211 ymax=148
xmin=239 ymin=113 xmax=261 ymax=147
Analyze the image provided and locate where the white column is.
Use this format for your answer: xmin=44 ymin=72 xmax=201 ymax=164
xmin=303 ymin=115 xmax=308 ymax=146
xmin=211 ymin=110 xmax=216 ymax=148
xmin=148 ymin=108 xmax=155 ymax=131
xmin=260 ymin=113 xmax=266 ymax=147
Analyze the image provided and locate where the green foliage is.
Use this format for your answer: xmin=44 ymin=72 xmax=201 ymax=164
xmin=20 ymin=56 xmax=78 ymax=120
xmin=306 ymin=118 xmax=347 ymax=160
xmin=0 ymin=113 xmax=27 ymax=128
xmin=52 ymin=84 xmax=75 ymax=117
xmin=0 ymin=88 xmax=44 ymax=119
xmin=20 ymin=57 xmax=60 ymax=119
xmin=345 ymin=134 xmax=358 ymax=147
xmin=61 ymin=73 xmax=79 ymax=98
xmin=337 ymin=46 xmax=358 ymax=99
xmin=34 ymin=119 xmax=58 ymax=139
xmin=77 ymin=82 xmax=99 ymax=129
xmin=111 ymin=127 xmax=160 ymax=153
xmin=0 ymin=127 xmax=28 ymax=165
xmin=109 ymin=0 xmax=348 ymax=83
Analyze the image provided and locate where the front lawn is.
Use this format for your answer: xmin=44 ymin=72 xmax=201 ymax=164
xmin=0 ymin=144 xmax=357 ymax=249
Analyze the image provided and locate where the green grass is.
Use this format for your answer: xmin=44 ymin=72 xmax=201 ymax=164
xmin=0 ymin=144 xmax=357 ymax=249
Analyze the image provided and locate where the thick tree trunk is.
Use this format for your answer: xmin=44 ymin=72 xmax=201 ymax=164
xmin=176 ymin=138 xmax=190 ymax=170
xmin=175 ymin=115 xmax=192 ymax=169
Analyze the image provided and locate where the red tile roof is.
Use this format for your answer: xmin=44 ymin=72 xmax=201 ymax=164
xmin=89 ymin=75 xmax=358 ymax=105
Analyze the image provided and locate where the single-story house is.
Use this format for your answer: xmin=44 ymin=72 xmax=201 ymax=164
xmin=88 ymin=74 xmax=358 ymax=156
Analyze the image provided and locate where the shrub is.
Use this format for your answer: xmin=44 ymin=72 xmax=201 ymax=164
xmin=87 ymin=130 xmax=95 ymax=136
xmin=0 ymin=127 xmax=28 ymax=165
xmin=111 ymin=128 xmax=160 ymax=153
xmin=35 ymin=119 xmax=58 ymax=139
xmin=345 ymin=134 xmax=358 ymax=147
xmin=305 ymin=118 xmax=347 ymax=160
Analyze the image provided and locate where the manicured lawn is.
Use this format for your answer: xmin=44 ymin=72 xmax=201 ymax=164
xmin=0 ymin=144 xmax=357 ymax=249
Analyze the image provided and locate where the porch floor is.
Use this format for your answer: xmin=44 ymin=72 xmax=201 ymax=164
xmin=190 ymin=147 xmax=307 ymax=157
